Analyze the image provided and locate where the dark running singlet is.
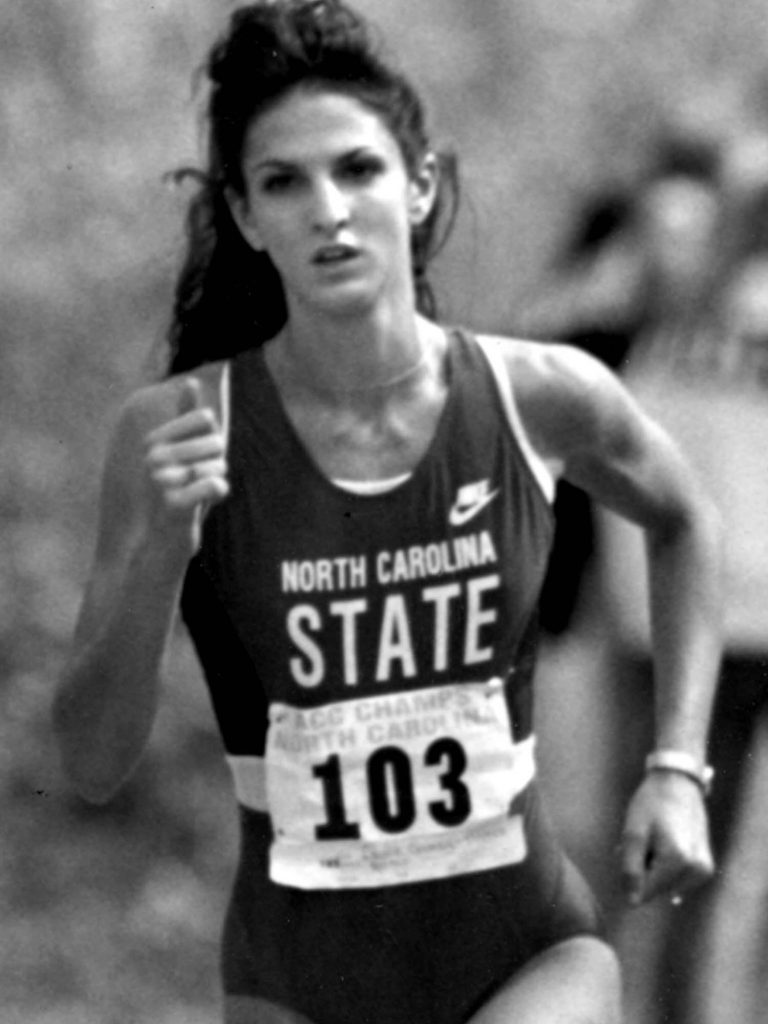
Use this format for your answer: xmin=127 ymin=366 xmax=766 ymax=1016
xmin=181 ymin=328 xmax=603 ymax=1024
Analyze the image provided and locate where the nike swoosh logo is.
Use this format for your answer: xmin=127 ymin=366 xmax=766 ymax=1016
xmin=448 ymin=489 xmax=500 ymax=527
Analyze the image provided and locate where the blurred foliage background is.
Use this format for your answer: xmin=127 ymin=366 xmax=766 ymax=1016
xmin=4 ymin=0 xmax=768 ymax=1021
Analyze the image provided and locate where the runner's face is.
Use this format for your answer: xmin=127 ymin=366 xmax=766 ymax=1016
xmin=229 ymin=87 xmax=436 ymax=317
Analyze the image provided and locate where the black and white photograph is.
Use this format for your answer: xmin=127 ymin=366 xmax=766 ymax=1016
xmin=4 ymin=1 xmax=768 ymax=1022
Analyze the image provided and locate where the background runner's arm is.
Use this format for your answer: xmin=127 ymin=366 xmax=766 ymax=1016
xmin=53 ymin=379 xmax=228 ymax=803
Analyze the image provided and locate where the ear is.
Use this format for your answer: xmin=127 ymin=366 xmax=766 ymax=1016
xmin=408 ymin=152 xmax=439 ymax=226
xmin=226 ymin=186 xmax=266 ymax=252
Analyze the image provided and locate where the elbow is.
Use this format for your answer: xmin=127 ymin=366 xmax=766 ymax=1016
xmin=651 ymin=490 xmax=725 ymax=591
xmin=56 ymin=737 xmax=135 ymax=805
xmin=656 ymin=489 xmax=723 ymax=553
xmin=52 ymin=686 xmax=135 ymax=806
xmin=63 ymin=765 xmax=127 ymax=806
xmin=63 ymin=747 xmax=130 ymax=804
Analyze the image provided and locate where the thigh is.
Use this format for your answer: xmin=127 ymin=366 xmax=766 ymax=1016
xmin=466 ymin=936 xmax=622 ymax=1024
xmin=224 ymin=995 xmax=317 ymax=1024
xmin=222 ymin=937 xmax=619 ymax=1024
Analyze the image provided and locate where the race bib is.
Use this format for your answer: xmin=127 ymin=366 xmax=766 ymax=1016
xmin=264 ymin=679 xmax=534 ymax=889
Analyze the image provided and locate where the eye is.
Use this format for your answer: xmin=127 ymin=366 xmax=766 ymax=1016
xmin=339 ymin=155 xmax=385 ymax=183
xmin=259 ymin=169 xmax=300 ymax=194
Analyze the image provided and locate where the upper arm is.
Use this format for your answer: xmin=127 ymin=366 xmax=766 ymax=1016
xmin=497 ymin=340 xmax=711 ymax=533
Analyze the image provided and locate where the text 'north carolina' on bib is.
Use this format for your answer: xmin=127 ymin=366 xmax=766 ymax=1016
xmin=264 ymin=678 xmax=535 ymax=889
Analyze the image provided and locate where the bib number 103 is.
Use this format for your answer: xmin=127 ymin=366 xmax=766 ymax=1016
xmin=312 ymin=738 xmax=472 ymax=840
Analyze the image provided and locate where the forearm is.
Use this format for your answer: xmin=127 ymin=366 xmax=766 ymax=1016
xmin=646 ymin=498 xmax=723 ymax=762
xmin=53 ymin=540 xmax=189 ymax=802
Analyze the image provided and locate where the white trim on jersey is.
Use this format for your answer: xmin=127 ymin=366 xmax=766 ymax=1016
xmin=333 ymin=473 xmax=412 ymax=495
xmin=220 ymin=360 xmax=232 ymax=450
xmin=475 ymin=336 xmax=559 ymax=504
xmin=227 ymin=754 xmax=268 ymax=812
xmin=218 ymin=337 xmax=557 ymax=503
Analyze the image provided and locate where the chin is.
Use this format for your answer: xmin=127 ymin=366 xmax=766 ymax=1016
xmin=303 ymin=280 xmax=382 ymax=317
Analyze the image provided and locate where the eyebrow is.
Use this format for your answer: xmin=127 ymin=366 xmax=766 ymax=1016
xmin=246 ymin=158 xmax=296 ymax=174
xmin=246 ymin=146 xmax=380 ymax=174
xmin=243 ymin=156 xmax=296 ymax=177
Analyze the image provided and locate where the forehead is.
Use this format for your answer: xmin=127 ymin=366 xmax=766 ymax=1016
xmin=242 ymin=87 xmax=402 ymax=168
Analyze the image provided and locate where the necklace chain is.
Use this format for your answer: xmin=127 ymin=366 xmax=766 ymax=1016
xmin=277 ymin=344 xmax=433 ymax=395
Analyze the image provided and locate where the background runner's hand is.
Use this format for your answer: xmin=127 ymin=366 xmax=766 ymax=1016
xmin=144 ymin=377 xmax=229 ymax=553
xmin=620 ymin=771 xmax=714 ymax=906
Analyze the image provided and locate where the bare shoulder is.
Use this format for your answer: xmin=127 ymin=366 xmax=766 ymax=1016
xmin=475 ymin=333 xmax=620 ymax=402
xmin=475 ymin=333 xmax=640 ymax=462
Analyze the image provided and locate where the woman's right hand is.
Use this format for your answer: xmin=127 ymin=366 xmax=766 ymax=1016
xmin=144 ymin=376 xmax=229 ymax=554
xmin=54 ymin=371 xmax=230 ymax=802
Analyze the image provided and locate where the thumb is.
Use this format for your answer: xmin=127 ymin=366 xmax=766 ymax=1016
xmin=621 ymin=832 xmax=649 ymax=906
xmin=178 ymin=376 xmax=203 ymax=416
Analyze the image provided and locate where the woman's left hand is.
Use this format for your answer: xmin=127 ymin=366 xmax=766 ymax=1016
xmin=620 ymin=771 xmax=715 ymax=906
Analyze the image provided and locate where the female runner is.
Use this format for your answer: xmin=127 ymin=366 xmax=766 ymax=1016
xmin=54 ymin=3 xmax=722 ymax=1022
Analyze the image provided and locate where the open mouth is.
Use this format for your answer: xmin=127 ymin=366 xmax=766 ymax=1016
xmin=313 ymin=244 xmax=360 ymax=265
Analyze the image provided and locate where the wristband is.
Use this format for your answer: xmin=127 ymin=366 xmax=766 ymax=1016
xmin=645 ymin=750 xmax=714 ymax=797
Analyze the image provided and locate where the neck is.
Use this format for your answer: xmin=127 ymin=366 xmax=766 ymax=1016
xmin=274 ymin=298 xmax=436 ymax=396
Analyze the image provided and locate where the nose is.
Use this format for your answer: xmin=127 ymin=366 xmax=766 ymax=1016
xmin=310 ymin=177 xmax=350 ymax=234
